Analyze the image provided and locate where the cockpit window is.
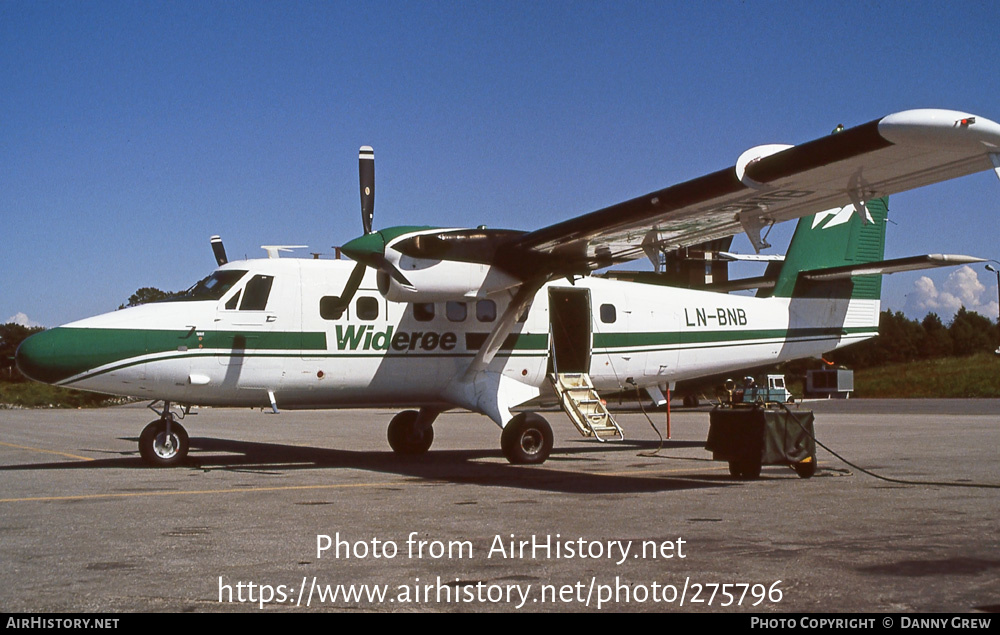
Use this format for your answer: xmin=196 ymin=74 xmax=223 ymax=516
xmin=240 ymin=274 xmax=274 ymax=311
xmin=225 ymin=291 xmax=241 ymax=311
xmin=179 ymin=270 xmax=248 ymax=301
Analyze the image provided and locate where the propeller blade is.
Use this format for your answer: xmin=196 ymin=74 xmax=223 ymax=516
xmin=371 ymin=254 xmax=413 ymax=288
xmin=210 ymin=235 xmax=228 ymax=266
xmin=359 ymin=146 xmax=374 ymax=235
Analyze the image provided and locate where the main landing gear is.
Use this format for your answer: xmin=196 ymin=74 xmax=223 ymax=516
xmin=139 ymin=401 xmax=190 ymax=467
xmin=385 ymin=409 xmax=554 ymax=465
xmin=501 ymin=412 xmax=553 ymax=465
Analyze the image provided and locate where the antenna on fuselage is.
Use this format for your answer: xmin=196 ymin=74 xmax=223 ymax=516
xmin=210 ymin=235 xmax=228 ymax=266
xmin=261 ymin=245 xmax=307 ymax=259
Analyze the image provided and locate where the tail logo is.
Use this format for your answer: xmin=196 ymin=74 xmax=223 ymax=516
xmin=811 ymin=204 xmax=874 ymax=230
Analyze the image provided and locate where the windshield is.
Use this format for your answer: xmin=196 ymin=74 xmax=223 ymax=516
xmin=179 ymin=270 xmax=248 ymax=301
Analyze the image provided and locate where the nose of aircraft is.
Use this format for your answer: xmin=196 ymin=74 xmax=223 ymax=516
xmin=15 ymin=327 xmax=130 ymax=385
xmin=15 ymin=328 xmax=66 ymax=384
xmin=16 ymin=324 xmax=153 ymax=386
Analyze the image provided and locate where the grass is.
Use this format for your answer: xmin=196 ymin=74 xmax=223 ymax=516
xmin=851 ymin=352 xmax=1000 ymax=398
xmin=0 ymin=381 xmax=127 ymax=409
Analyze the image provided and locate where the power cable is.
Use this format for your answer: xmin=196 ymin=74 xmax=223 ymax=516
xmin=776 ymin=402 xmax=1000 ymax=489
xmin=629 ymin=394 xmax=1000 ymax=488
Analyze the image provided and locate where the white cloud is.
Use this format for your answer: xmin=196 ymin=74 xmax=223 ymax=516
xmin=906 ymin=265 xmax=999 ymax=320
xmin=5 ymin=312 xmax=42 ymax=328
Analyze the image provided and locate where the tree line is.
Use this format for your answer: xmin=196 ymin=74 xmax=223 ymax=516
xmin=827 ymin=308 xmax=999 ymax=369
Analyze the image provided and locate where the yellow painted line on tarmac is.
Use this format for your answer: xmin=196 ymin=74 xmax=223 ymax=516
xmin=593 ymin=464 xmax=731 ymax=477
xmin=0 ymin=480 xmax=413 ymax=504
xmin=0 ymin=441 xmax=95 ymax=462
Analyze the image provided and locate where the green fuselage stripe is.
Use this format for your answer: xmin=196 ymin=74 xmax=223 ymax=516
xmin=594 ymin=326 xmax=875 ymax=348
xmin=19 ymin=327 xmax=326 ymax=384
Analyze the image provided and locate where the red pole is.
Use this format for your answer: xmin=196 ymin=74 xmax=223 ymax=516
xmin=666 ymin=387 xmax=672 ymax=439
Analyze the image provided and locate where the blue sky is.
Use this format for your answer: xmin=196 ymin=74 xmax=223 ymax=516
xmin=3 ymin=1 xmax=999 ymax=327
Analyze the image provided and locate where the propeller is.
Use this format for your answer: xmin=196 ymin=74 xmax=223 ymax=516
xmin=340 ymin=231 xmax=413 ymax=288
xmin=359 ymin=146 xmax=375 ymax=234
xmin=210 ymin=235 xmax=228 ymax=266
xmin=345 ymin=145 xmax=416 ymax=289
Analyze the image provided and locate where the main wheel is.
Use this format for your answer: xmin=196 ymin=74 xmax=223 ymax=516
xmin=139 ymin=419 xmax=189 ymax=467
xmin=387 ymin=410 xmax=434 ymax=455
xmin=501 ymin=412 xmax=553 ymax=465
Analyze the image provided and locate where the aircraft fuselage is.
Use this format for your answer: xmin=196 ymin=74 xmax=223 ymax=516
xmin=17 ymin=257 xmax=877 ymax=422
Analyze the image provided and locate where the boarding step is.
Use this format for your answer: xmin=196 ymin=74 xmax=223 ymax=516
xmin=549 ymin=373 xmax=624 ymax=442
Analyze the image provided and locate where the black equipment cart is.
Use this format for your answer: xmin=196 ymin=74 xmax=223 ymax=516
xmin=706 ymin=405 xmax=817 ymax=479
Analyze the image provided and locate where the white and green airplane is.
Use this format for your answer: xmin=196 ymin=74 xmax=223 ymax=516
xmin=15 ymin=109 xmax=1000 ymax=467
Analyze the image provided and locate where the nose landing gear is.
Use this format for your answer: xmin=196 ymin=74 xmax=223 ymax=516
xmin=139 ymin=401 xmax=190 ymax=467
xmin=386 ymin=408 xmax=438 ymax=456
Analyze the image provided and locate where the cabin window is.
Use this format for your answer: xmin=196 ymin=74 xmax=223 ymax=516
xmin=356 ymin=296 xmax=379 ymax=320
xmin=600 ymin=304 xmax=617 ymax=324
xmin=225 ymin=291 xmax=241 ymax=311
xmin=446 ymin=301 xmax=467 ymax=322
xmin=240 ymin=275 xmax=274 ymax=311
xmin=413 ymin=303 xmax=434 ymax=322
xmin=476 ymin=300 xmax=496 ymax=322
xmin=320 ymin=296 xmax=348 ymax=320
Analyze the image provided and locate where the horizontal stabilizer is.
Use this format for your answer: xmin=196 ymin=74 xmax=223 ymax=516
xmin=703 ymin=254 xmax=984 ymax=293
xmin=800 ymin=254 xmax=985 ymax=281
xmin=718 ymin=252 xmax=785 ymax=262
xmin=704 ymin=276 xmax=777 ymax=293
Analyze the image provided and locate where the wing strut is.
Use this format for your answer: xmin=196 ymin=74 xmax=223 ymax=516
xmin=738 ymin=213 xmax=772 ymax=253
xmin=463 ymin=278 xmax=548 ymax=379
xmin=847 ymin=170 xmax=874 ymax=224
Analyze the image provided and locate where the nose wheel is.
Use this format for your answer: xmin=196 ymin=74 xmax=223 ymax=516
xmin=387 ymin=409 xmax=435 ymax=455
xmin=139 ymin=418 xmax=189 ymax=467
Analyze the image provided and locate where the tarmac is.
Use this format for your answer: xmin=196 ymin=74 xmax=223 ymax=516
xmin=1 ymin=399 xmax=998 ymax=613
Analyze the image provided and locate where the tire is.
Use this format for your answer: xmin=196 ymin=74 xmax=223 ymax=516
xmin=792 ymin=458 xmax=817 ymax=479
xmin=728 ymin=458 xmax=761 ymax=479
xmin=139 ymin=419 xmax=189 ymax=467
xmin=501 ymin=412 xmax=553 ymax=465
xmin=387 ymin=410 xmax=434 ymax=455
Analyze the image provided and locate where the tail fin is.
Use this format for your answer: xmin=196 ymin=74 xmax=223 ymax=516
xmin=767 ymin=197 xmax=888 ymax=299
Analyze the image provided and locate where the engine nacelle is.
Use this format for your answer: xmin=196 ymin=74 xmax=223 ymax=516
xmin=378 ymin=255 xmax=521 ymax=303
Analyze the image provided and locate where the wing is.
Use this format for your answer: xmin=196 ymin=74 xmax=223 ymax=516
xmin=339 ymin=109 xmax=999 ymax=396
xmin=495 ymin=109 xmax=1000 ymax=278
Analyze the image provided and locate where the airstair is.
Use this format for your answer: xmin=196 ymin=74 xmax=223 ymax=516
xmin=550 ymin=372 xmax=624 ymax=442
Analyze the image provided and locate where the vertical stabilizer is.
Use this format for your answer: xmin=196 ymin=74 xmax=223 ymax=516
xmin=767 ymin=197 xmax=888 ymax=299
